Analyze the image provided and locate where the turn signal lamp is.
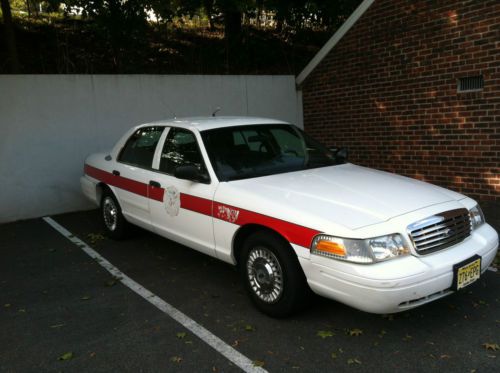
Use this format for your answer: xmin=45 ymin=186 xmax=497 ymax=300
xmin=311 ymin=234 xmax=410 ymax=264
xmin=315 ymin=239 xmax=346 ymax=257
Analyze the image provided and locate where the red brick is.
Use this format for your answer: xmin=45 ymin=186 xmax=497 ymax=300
xmin=302 ymin=0 xmax=500 ymax=202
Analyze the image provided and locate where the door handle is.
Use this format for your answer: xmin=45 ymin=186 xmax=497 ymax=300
xmin=112 ymin=170 xmax=120 ymax=176
xmin=149 ymin=180 xmax=161 ymax=188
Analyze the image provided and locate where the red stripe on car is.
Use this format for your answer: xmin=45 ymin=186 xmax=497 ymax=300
xmin=84 ymin=164 xmax=150 ymax=198
xmin=213 ymin=201 xmax=320 ymax=248
xmin=180 ymin=193 xmax=213 ymax=216
xmin=85 ymin=164 xmax=319 ymax=248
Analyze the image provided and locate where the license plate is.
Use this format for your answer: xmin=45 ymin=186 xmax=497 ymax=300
xmin=453 ymin=255 xmax=481 ymax=291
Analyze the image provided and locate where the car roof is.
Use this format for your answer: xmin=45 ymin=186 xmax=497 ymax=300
xmin=137 ymin=116 xmax=291 ymax=132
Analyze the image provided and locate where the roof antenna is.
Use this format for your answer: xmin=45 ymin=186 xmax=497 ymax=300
xmin=212 ymin=107 xmax=221 ymax=117
xmin=163 ymin=104 xmax=176 ymax=119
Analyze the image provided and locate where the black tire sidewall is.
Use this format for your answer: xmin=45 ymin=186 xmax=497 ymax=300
xmin=101 ymin=189 xmax=128 ymax=240
xmin=239 ymin=230 xmax=309 ymax=318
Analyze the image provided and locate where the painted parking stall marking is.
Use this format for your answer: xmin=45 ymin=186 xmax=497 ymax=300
xmin=43 ymin=216 xmax=267 ymax=373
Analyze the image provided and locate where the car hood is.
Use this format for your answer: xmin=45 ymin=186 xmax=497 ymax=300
xmin=216 ymin=164 xmax=465 ymax=231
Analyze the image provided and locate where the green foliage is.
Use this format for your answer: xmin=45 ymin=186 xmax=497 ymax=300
xmin=59 ymin=0 xmax=362 ymax=31
xmin=2 ymin=0 xmax=362 ymax=73
xmin=10 ymin=0 xmax=27 ymax=12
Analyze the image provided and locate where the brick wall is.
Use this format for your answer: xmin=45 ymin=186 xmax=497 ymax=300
xmin=302 ymin=0 xmax=499 ymax=201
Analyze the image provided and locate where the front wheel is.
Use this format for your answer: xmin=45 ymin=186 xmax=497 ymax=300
xmin=239 ymin=231 xmax=310 ymax=317
xmin=101 ymin=189 xmax=130 ymax=240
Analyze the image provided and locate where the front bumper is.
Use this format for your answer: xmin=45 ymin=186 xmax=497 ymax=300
xmin=299 ymin=223 xmax=498 ymax=314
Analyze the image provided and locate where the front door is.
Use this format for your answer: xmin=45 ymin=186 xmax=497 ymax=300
xmin=148 ymin=127 xmax=217 ymax=257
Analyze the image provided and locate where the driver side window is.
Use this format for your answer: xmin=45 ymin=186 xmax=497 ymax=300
xmin=159 ymin=127 xmax=207 ymax=176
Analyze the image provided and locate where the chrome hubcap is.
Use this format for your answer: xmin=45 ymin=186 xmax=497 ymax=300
xmin=103 ymin=197 xmax=118 ymax=231
xmin=246 ymin=247 xmax=283 ymax=303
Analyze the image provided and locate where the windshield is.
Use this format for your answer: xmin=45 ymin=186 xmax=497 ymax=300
xmin=201 ymin=124 xmax=338 ymax=181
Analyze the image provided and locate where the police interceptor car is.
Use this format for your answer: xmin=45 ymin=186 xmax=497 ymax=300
xmin=81 ymin=117 xmax=499 ymax=317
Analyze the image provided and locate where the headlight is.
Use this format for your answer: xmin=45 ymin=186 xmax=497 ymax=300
xmin=311 ymin=233 xmax=410 ymax=264
xmin=469 ymin=205 xmax=485 ymax=230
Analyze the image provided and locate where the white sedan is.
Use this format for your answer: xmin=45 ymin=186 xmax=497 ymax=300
xmin=81 ymin=117 xmax=499 ymax=317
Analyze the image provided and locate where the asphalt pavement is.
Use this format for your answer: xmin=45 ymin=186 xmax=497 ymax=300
xmin=0 ymin=206 xmax=499 ymax=372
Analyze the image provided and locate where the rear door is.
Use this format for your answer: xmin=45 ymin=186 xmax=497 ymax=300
xmin=113 ymin=126 xmax=164 ymax=228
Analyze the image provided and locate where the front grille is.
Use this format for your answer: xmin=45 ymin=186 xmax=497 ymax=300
xmin=408 ymin=208 xmax=471 ymax=255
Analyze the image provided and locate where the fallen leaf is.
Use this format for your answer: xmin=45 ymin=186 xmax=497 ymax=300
xmin=87 ymin=233 xmax=105 ymax=244
xmin=331 ymin=352 xmax=337 ymax=359
xmin=58 ymin=352 xmax=73 ymax=361
xmin=89 ymin=352 xmax=96 ymax=358
xmin=244 ymin=324 xmax=255 ymax=332
xmin=50 ymin=323 xmax=65 ymax=328
xmin=482 ymin=343 xmax=500 ymax=351
xmin=347 ymin=358 xmax=362 ymax=365
xmin=440 ymin=354 xmax=451 ymax=359
xmin=232 ymin=340 xmax=240 ymax=347
xmin=317 ymin=330 xmax=335 ymax=339
xmin=348 ymin=328 xmax=363 ymax=337
xmin=253 ymin=360 xmax=265 ymax=367
xmin=170 ymin=356 xmax=182 ymax=363
xmin=105 ymin=279 xmax=117 ymax=287
xmin=176 ymin=332 xmax=187 ymax=339
xmin=18 ymin=308 xmax=26 ymax=313
xmin=403 ymin=334 xmax=413 ymax=342
xmin=4 ymin=304 xmax=10 ymax=308
xmin=80 ymin=296 xmax=91 ymax=300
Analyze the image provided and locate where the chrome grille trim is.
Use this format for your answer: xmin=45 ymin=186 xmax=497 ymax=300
xmin=407 ymin=208 xmax=471 ymax=255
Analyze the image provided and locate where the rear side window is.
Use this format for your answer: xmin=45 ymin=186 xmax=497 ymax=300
xmin=118 ymin=127 xmax=164 ymax=168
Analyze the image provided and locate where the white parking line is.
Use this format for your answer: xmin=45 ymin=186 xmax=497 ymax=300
xmin=43 ymin=217 xmax=267 ymax=373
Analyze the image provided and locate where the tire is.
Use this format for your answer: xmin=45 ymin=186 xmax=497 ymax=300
xmin=239 ymin=230 xmax=311 ymax=317
xmin=101 ymin=188 xmax=130 ymax=240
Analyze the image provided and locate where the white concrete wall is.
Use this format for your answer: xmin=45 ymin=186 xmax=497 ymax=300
xmin=0 ymin=75 xmax=301 ymax=223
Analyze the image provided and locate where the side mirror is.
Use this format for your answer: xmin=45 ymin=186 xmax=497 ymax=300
xmin=174 ymin=165 xmax=209 ymax=183
xmin=335 ymin=147 xmax=348 ymax=163
xmin=329 ymin=146 xmax=348 ymax=164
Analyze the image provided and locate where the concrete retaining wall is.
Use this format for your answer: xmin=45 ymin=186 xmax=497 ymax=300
xmin=0 ymin=75 xmax=301 ymax=223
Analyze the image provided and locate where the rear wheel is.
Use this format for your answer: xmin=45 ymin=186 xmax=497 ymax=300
xmin=101 ymin=189 xmax=130 ymax=240
xmin=239 ymin=230 xmax=310 ymax=317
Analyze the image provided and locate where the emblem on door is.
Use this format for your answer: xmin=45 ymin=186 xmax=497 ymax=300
xmin=164 ymin=186 xmax=180 ymax=217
